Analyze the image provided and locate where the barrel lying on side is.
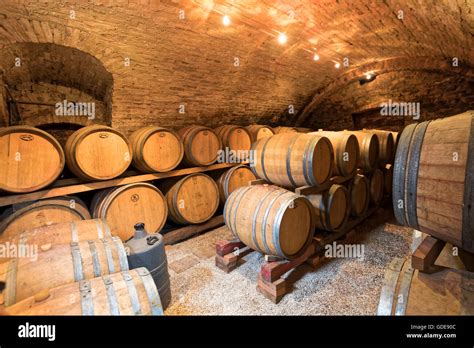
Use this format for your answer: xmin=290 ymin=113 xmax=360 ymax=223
xmin=6 ymin=268 xmax=163 ymax=315
xmin=224 ymin=185 xmax=315 ymax=259
xmin=251 ymin=133 xmax=333 ymax=188
xmin=178 ymin=125 xmax=222 ymax=166
xmin=216 ymin=165 xmax=256 ymax=204
xmin=0 ymin=237 xmax=129 ymax=306
xmin=0 ymin=197 xmax=91 ymax=240
xmin=0 ymin=126 xmax=65 ymax=193
xmin=346 ymin=131 xmax=379 ymax=172
xmin=307 ymin=184 xmax=350 ymax=232
xmin=273 ymin=127 xmax=298 ymax=134
xmin=246 ymin=125 xmax=274 ymax=142
xmin=364 ymin=129 xmax=395 ymax=167
xmin=393 ymin=111 xmax=474 ymax=253
xmin=383 ymin=164 xmax=393 ymax=196
xmin=346 ymin=174 xmax=370 ymax=217
xmin=215 ymin=125 xmax=252 ymax=162
xmin=367 ymin=168 xmax=384 ymax=205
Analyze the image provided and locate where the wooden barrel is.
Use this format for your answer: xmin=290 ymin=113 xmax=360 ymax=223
xmin=0 ymin=219 xmax=112 ymax=253
xmin=368 ymin=168 xmax=384 ymax=205
xmin=246 ymin=125 xmax=274 ymax=142
xmin=129 ymin=126 xmax=184 ymax=173
xmin=0 ymin=237 xmax=129 ymax=306
xmin=92 ymin=183 xmax=168 ymax=241
xmin=215 ymin=125 xmax=252 ymax=156
xmin=391 ymin=131 xmax=399 ymax=158
xmin=377 ymin=258 xmax=474 ymax=315
xmin=224 ymin=185 xmax=315 ymax=259
xmin=6 ymin=268 xmax=163 ymax=315
xmin=310 ymin=131 xmax=359 ymax=177
xmin=383 ymin=164 xmax=393 ymax=196
xmin=161 ymin=173 xmax=219 ymax=224
xmin=346 ymin=131 xmax=379 ymax=172
xmin=393 ymin=111 xmax=474 ymax=253
xmin=0 ymin=126 xmax=65 ymax=193
xmin=0 ymin=197 xmax=91 ymax=240
xmin=273 ymin=126 xmax=298 ymax=134
xmin=178 ymin=126 xmax=222 ymax=166
xmin=364 ymin=130 xmax=395 ymax=167
xmin=216 ymin=165 xmax=256 ymax=204
xmin=307 ymin=184 xmax=350 ymax=231
xmin=250 ymin=133 xmax=333 ymax=188
xmin=346 ymin=174 xmax=369 ymax=217
xmin=65 ymin=125 xmax=132 ymax=181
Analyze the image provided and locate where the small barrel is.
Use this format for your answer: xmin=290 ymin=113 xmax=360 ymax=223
xmin=65 ymin=125 xmax=132 ymax=181
xmin=178 ymin=125 xmax=222 ymax=166
xmin=129 ymin=126 xmax=184 ymax=173
xmin=215 ymin=125 xmax=252 ymax=158
xmin=368 ymin=168 xmax=384 ymax=205
xmin=216 ymin=165 xmax=256 ymax=204
xmin=346 ymin=174 xmax=370 ymax=217
xmin=92 ymin=183 xmax=168 ymax=241
xmin=0 ymin=197 xmax=91 ymax=240
xmin=251 ymin=133 xmax=333 ymax=188
xmin=0 ymin=237 xmax=129 ymax=306
xmin=307 ymin=184 xmax=350 ymax=232
xmin=6 ymin=268 xmax=163 ymax=315
xmin=383 ymin=164 xmax=393 ymax=196
xmin=0 ymin=126 xmax=65 ymax=193
xmin=161 ymin=173 xmax=220 ymax=225
xmin=246 ymin=125 xmax=274 ymax=142
xmin=273 ymin=126 xmax=298 ymax=134
xmin=310 ymin=131 xmax=359 ymax=177
xmin=224 ymin=185 xmax=315 ymax=259
xmin=346 ymin=131 xmax=379 ymax=172
xmin=364 ymin=130 xmax=395 ymax=167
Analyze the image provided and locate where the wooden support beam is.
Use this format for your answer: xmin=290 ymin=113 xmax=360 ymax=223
xmin=411 ymin=236 xmax=446 ymax=273
xmin=163 ymin=215 xmax=225 ymax=245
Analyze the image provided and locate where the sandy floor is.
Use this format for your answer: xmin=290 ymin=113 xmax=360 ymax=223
xmin=164 ymin=207 xmax=413 ymax=315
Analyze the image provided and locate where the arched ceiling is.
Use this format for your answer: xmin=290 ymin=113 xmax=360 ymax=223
xmin=0 ymin=0 xmax=472 ymax=133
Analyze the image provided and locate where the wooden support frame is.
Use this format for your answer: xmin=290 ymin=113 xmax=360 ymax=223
xmin=163 ymin=215 xmax=225 ymax=245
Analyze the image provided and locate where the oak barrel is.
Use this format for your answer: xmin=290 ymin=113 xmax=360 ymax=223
xmin=273 ymin=126 xmax=298 ymax=134
xmin=161 ymin=173 xmax=220 ymax=225
xmin=129 ymin=126 xmax=184 ymax=173
xmin=0 ymin=197 xmax=91 ymax=240
xmin=215 ymin=125 xmax=252 ymax=158
xmin=0 ymin=237 xmax=129 ymax=306
xmin=65 ymin=125 xmax=132 ymax=181
xmin=383 ymin=164 xmax=393 ymax=196
xmin=346 ymin=174 xmax=370 ymax=217
xmin=92 ymin=183 xmax=168 ymax=241
xmin=346 ymin=131 xmax=379 ymax=172
xmin=216 ymin=165 xmax=256 ymax=204
xmin=310 ymin=131 xmax=359 ymax=177
xmin=178 ymin=125 xmax=222 ymax=166
xmin=250 ymin=133 xmax=333 ymax=188
xmin=393 ymin=111 xmax=474 ymax=253
xmin=6 ymin=268 xmax=163 ymax=315
xmin=224 ymin=185 xmax=315 ymax=259
xmin=307 ymin=184 xmax=350 ymax=231
xmin=364 ymin=129 xmax=395 ymax=166
xmin=0 ymin=126 xmax=65 ymax=193
xmin=368 ymin=168 xmax=384 ymax=205
xmin=246 ymin=125 xmax=274 ymax=142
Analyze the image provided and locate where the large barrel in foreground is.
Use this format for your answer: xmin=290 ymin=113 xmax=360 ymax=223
xmin=251 ymin=133 xmax=333 ymax=188
xmin=224 ymin=185 xmax=315 ymax=259
xmin=393 ymin=111 xmax=474 ymax=253
xmin=6 ymin=268 xmax=163 ymax=315
xmin=0 ymin=126 xmax=65 ymax=193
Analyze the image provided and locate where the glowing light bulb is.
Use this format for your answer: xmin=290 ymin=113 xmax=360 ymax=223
xmin=222 ymin=15 xmax=231 ymax=26
xmin=278 ymin=33 xmax=287 ymax=45
xmin=335 ymin=62 xmax=341 ymax=69
xmin=365 ymin=72 xmax=373 ymax=80
xmin=313 ymin=53 xmax=320 ymax=61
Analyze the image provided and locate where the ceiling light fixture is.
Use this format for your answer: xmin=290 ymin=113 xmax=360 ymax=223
xmin=334 ymin=62 xmax=341 ymax=69
xmin=278 ymin=32 xmax=287 ymax=45
xmin=313 ymin=53 xmax=320 ymax=61
xmin=222 ymin=15 xmax=231 ymax=26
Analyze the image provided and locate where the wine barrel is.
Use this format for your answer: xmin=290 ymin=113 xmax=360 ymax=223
xmin=92 ymin=183 xmax=168 ymax=241
xmin=368 ymin=168 xmax=384 ymax=205
xmin=6 ymin=268 xmax=163 ymax=315
xmin=364 ymin=130 xmax=395 ymax=167
xmin=307 ymin=184 xmax=350 ymax=231
xmin=377 ymin=258 xmax=474 ymax=315
xmin=224 ymin=185 xmax=315 ymax=259
xmin=310 ymin=131 xmax=359 ymax=177
xmin=393 ymin=111 xmax=474 ymax=253
xmin=215 ymin=125 xmax=252 ymax=158
xmin=0 ymin=126 xmax=64 ymax=193
xmin=246 ymin=125 xmax=274 ymax=142
xmin=346 ymin=174 xmax=370 ymax=217
xmin=0 ymin=197 xmax=91 ymax=240
xmin=161 ymin=173 xmax=219 ymax=225
xmin=129 ymin=126 xmax=184 ymax=173
xmin=383 ymin=164 xmax=393 ymax=196
xmin=65 ymin=125 xmax=132 ymax=181
xmin=346 ymin=131 xmax=379 ymax=172
xmin=0 ymin=219 xmax=112 ymax=253
xmin=0 ymin=237 xmax=129 ymax=306
xmin=251 ymin=133 xmax=333 ymax=188
xmin=216 ymin=165 xmax=256 ymax=204
xmin=273 ymin=127 xmax=298 ymax=134
xmin=178 ymin=125 xmax=222 ymax=166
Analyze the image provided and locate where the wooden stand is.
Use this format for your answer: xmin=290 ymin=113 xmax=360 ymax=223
xmin=215 ymin=239 xmax=252 ymax=273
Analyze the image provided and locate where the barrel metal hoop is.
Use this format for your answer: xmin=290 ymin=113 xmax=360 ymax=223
xmin=137 ymin=268 xmax=164 ymax=315
xmin=394 ymin=263 xmax=415 ymax=315
xmin=122 ymin=271 xmax=142 ymax=315
xmin=376 ymin=257 xmax=406 ymax=315
xmin=252 ymin=188 xmax=277 ymax=252
xmin=112 ymin=236 xmax=130 ymax=271
xmin=305 ymin=135 xmax=323 ymax=186
xmin=406 ymin=121 xmax=430 ymax=230
xmin=79 ymin=280 xmax=94 ymax=315
xmin=101 ymin=239 xmax=115 ymax=274
xmin=260 ymin=137 xmax=272 ymax=182
xmin=223 ymin=165 xmax=238 ymax=199
xmin=70 ymin=242 xmax=84 ymax=282
xmin=261 ymin=191 xmax=288 ymax=255
xmin=88 ymin=240 xmax=102 ymax=277
xmin=4 ymin=259 xmax=18 ymax=306
xmin=249 ymin=141 xmax=258 ymax=176
xmin=223 ymin=183 xmax=240 ymax=237
xmin=285 ymin=135 xmax=299 ymax=187
xmin=93 ymin=219 xmax=104 ymax=239
xmin=70 ymin=221 xmax=79 ymax=242
xmin=392 ymin=124 xmax=417 ymax=226
xmin=103 ymin=274 xmax=120 ymax=315
xmin=462 ymin=113 xmax=474 ymax=252
xmin=272 ymin=194 xmax=295 ymax=258
xmin=102 ymin=219 xmax=112 ymax=238
xmin=231 ymin=185 xmax=254 ymax=239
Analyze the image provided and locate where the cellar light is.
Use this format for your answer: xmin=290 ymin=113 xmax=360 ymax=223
xmin=278 ymin=33 xmax=287 ymax=45
xmin=313 ymin=53 xmax=320 ymax=61
xmin=334 ymin=62 xmax=341 ymax=69
xmin=222 ymin=15 xmax=231 ymax=26
xmin=359 ymin=72 xmax=377 ymax=85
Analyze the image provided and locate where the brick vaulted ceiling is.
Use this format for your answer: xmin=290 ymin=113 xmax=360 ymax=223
xmin=0 ymin=0 xmax=473 ymax=134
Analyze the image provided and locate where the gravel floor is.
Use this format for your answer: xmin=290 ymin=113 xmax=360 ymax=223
xmin=164 ymin=207 xmax=413 ymax=315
